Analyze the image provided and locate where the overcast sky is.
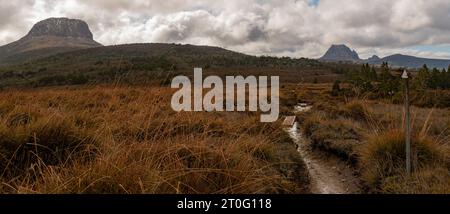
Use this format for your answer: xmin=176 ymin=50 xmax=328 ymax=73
xmin=1 ymin=0 xmax=450 ymax=59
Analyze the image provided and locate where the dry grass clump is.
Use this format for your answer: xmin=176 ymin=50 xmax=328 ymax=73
xmin=359 ymin=130 xmax=449 ymax=193
xmin=0 ymin=86 xmax=308 ymax=194
xmin=18 ymin=137 xmax=298 ymax=194
xmin=0 ymin=106 xmax=99 ymax=179
xmin=377 ymin=166 xmax=449 ymax=194
xmin=300 ymin=110 xmax=363 ymax=162
xmin=340 ymin=100 xmax=373 ymax=121
xmin=370 ymin=103 xmax=450 ymax=138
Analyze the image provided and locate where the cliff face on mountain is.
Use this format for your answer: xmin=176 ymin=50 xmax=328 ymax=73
xmin=26 ymin=18 xmax=95 ymax=39
xmin=0 ymin=18 xmax=101 ymax=64
xmin=320 ymin=44 xmax=361 ymax=62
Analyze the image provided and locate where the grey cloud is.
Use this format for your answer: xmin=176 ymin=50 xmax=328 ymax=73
xmin=248 ymin=26 xmax=267 ymax=41
xmin=1 ymin=0 xmax=450 ymax=59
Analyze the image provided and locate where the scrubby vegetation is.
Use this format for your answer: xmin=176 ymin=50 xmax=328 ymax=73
xmin=282 ymin=83 xmax=450 ymax=194
xmin=0 ymin=86 xmax=309 ymax=194
xmin=0 ymin=43 xmax=336 ymax=88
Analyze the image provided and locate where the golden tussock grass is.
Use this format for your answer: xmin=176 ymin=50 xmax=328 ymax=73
xmin=0 ymin=86 xmax=308 ymax=194
xmin=359 ymin=129 xmax=449 ymax=194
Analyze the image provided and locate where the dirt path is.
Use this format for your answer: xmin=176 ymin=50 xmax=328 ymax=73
xmin=285 ymin=105 xmax=361 ymax=194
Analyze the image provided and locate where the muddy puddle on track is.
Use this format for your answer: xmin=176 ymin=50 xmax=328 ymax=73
xmin=285 ymin=105 xmax=361 ymax=194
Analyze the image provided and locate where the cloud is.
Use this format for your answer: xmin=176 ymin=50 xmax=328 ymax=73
xmin=1 ymin=0 xmax=450 ymax=59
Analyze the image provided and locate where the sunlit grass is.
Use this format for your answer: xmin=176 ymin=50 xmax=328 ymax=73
xmin=0 ymin=86 xmax=308 ymax=194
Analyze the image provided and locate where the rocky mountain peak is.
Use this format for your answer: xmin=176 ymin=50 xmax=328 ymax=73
xmin=0 ymin=17 xmax=101 ymax=64
xmin=320 ymin=44 xmax=360 ymax=62
xmin=26 ymin=18 xmax=94 ymax=39
xmin=368 ymin=55 xmax=380 ymax=60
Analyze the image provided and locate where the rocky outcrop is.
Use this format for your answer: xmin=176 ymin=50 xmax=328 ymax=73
xmin=320 ymin=44 xmax=361 ymax=62
xmin=0 ymin=17 xmax=101 ymax=64
xmin=26 ymin=18 xmax=95 ymax=39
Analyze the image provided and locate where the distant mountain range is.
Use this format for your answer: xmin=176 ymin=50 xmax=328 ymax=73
xmin=320 ymin=44 xmax=450 ymax=69
xmin=0 ymin=18 xmax=102 ymax=65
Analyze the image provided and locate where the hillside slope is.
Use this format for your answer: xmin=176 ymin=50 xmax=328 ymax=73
xmin=0 ymin=43 xmax=326 ymax=87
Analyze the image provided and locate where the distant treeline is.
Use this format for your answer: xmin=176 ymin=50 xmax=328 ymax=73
xmin=0 ymin=53 xmax=325 ymax=88
xmin=340 ymin=62 xmax=450 ymax=107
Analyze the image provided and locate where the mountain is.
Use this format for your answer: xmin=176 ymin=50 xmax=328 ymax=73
xmin=319 ymin=44 xmax=361 ymax=62
xmin=366 ymin=55 xmax=381 ymax=62
xmin=320 ymin=44 xmax=450 ymax=69
xmin=0 ymin=18 xmax=102 ymax=64
xmin=368 ymin=54 xmax=450 ymax=69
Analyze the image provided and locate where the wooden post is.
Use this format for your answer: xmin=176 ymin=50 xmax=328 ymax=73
xmin=402 ymin=70 xmax=411 ymax=176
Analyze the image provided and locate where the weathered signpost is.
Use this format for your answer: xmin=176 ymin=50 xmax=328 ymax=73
xmin=402 ymin=70 xmax=411 ymax=176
